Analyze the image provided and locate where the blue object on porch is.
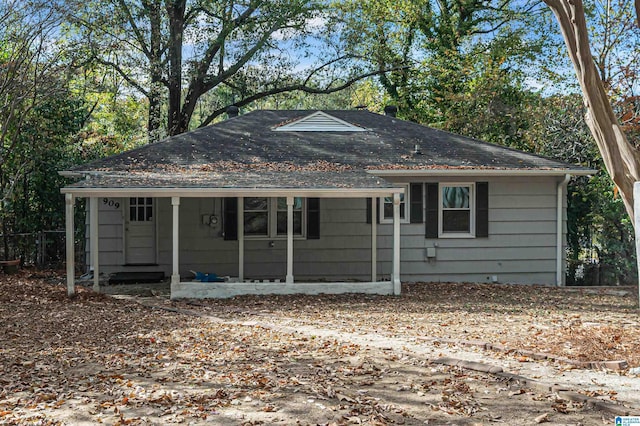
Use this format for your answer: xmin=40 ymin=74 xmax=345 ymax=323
xmin=192 ymin=271 xmax=224 ymax=282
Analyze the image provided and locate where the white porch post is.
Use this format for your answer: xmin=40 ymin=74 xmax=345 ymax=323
xmin=371 ymin=197 xmax=377 ymax=282
xmin=286 ymin=196 xmax=294 ymax=283
xmin=171 ymin=196 xmax=180 ymax=284
xmin=90 ymin=197 xmax=100 ymax=292
xmin=65 ymin=193 xmax=75 ymax=296
xmin=238 ymin=197 xmax=244 ymax=281
xmin=392 ymin=193 xmax=401 ymax=295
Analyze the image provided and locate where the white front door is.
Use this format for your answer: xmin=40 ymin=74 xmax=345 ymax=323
xmin=125 ymin=197 xmax=156 ymax=264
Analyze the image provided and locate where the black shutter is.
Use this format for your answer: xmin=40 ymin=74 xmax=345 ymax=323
xmin=365 ymin=198 xmax=380 ymax=224
xmin=307 ymin=198 xmax=320 ymax=239
xmin=410 ymin=183 xmax=423 ymax=223
xmin=476 ymin=182 xmax=489 ymax=237
xmin=425 ymin=183 xmax=439 ymax=238
xmin=223 ymin=197 xmax=238 ymax=240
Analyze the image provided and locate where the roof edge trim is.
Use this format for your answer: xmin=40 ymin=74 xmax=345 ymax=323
xmin=60 ymin=186 xmax=405 ymax=198
xmin=58 ymin=171 xmax=83 ymax=178
xmin=367 ymin=168 xmax=596 ymax=177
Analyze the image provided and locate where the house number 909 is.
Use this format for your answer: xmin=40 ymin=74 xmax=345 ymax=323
xmin=103 ymin=198 xmax=120 ymax=209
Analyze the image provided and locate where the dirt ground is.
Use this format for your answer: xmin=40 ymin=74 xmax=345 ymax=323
xmin=1 ymin=272 xmax=639 ymax=425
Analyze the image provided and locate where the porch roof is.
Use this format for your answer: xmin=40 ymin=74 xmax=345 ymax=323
xmin=61 ymin=169 xmax=404 ymax=198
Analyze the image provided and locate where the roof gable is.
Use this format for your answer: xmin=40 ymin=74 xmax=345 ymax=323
xmin=273 ymin=111 xmax=366 ymax=132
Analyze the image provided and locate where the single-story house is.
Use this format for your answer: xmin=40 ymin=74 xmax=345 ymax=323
xmin=60 ymin=107 xmax=593 ymax=298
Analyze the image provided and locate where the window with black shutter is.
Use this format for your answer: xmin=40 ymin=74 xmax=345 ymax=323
xmin=423 ymin=182 xmax=489 ymax=238
xmin=425 ymin=183 xmax=439 ymax=238
xmin=410 ymin=183 xmax=423 ymax=223
xmin=222 ymin=197 xmax=320 ymax=239
xmin=476 ymin=182 xmax=489 ymax=238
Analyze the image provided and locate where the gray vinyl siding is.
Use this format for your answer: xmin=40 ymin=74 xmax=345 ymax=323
xmin=375 ymin=175 xmax=565 ymax=284
xmin=85 ymin=198 xmax=124 ymax=271
xmin=164 ymin=197 xmax=376 ymax=280
xmin=89 ymin=175 xmax=566 ymax=285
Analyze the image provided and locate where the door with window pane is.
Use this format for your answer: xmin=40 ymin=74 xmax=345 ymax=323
xmin=125 ymin=197 xmax=156 ymax=264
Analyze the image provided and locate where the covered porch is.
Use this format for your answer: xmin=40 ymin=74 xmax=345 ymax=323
xmin=61 ymin=186 xmax=405 ymax=299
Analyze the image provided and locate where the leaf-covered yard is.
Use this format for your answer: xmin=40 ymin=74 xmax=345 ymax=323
xmin=196 ymin=281 xmax=640 ymax=368
xmin=1 ymin=272 xmax=638 ymax=425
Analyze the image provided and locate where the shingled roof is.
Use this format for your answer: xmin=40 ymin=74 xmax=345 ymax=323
xmin=63 ymin=110 xmax=590 ymax=191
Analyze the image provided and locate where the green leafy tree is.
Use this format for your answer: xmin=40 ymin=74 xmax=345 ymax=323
xmin=66 ymin=0 xmax=387 ymax=139
xmin=529 ymin=94 xmax=636 ymax=285
xmin=428 ymin=47 xmax=539 ymax=151
xmin=343 ymin=0 xmax=639 ymax=285
xmin=0 ymin=1 xmax=74 ymax=260
xmin=542 ymin=0 xmax=640 ymax=221
xmin=13 ymin=97 xmax=86 ymax=234
xmin=77 ymin=90 xmax=148 ymax=157
xmin=199 ymin=78 xmax=386 ymax=113
xmin=337 ymin=0 xmax=546 ymax=127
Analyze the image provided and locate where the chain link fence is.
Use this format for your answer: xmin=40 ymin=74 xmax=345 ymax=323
xmin=0 ymin=231 xmax=84 ymax=269
xmin=566 ymin=258 xmax=635 ymax=286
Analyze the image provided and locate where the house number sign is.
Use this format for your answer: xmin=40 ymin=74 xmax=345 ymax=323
xmin=102 ymin=198 xmax=120 ymax=209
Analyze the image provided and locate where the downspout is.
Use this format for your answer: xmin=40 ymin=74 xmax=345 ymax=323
xmin=556 ymin=174 xmax=571 ymax=286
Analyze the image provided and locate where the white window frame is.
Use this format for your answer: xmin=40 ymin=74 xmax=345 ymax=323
xmin=128 ymin=197 xmax=154 ymax=222
xmin=439 ymin=183 xmax=475 ymax=238
xmin=380 ymin=185 xmax=409 ymax=224
xmin=243 ymin=197 xmax=307 ymax=239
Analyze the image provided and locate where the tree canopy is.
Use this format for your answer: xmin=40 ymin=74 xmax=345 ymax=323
xmin=65 ymin=0 xmax=388 ymax=140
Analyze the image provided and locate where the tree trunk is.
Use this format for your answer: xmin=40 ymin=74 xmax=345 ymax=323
xmin=147 ymin=0 xmax=164 ymax=142
xmin=166 ymin=1 xmax=186 ymax=136
xmin=543 ymin=0 xmax=640 ymax=221
xmin=0 ymin=170 xmax=8 ymax=261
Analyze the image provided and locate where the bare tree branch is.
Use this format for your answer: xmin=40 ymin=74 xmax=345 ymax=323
xmin=116 ymin=0 xmax=152 ymax=59
xmin=199 ymin=66 xmax=408 ymax=127
xmin=93 ymin=57 xmax=151 ymax=97
xmin=543 ymin=0 xmax=640 ymax=219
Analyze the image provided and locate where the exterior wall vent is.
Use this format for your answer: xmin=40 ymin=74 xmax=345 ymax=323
xmin=273 ymin=111 xmax=366 ymax=132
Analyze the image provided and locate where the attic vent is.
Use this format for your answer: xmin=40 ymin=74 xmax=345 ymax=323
xmin=273 ymin=111 xmax=366 ymax=132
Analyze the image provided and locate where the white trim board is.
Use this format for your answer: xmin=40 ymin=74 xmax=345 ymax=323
xmin=368 ymin=169 xmax=596 ymax=177
xmin=61 ymin=187 xmax=405 ymax=198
